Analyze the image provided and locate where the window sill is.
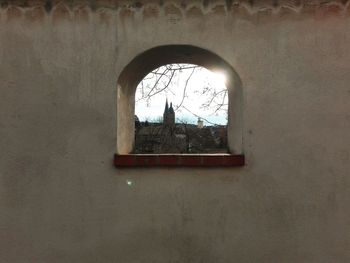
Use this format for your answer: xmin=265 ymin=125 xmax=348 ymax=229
xmin=114 ymin=154 xmax=245 ymax=167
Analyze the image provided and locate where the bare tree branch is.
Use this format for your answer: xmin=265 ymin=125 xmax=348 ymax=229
xmin=180 ymin=105 xmax=219 ymax=126
xmin=136 ymin=63 xmax=228 ymax=123
xmin=174 ymin=67 xmax=196 ymax=111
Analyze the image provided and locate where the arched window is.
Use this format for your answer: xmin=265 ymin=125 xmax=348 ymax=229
xmin=115 ymin=45 xmax=244 ymax=166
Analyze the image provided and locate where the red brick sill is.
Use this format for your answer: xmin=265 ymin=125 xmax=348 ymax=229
xmin=114 ymin=154 xmax=245 ymax=167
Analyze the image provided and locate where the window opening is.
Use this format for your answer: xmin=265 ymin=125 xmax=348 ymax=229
xmin=134 ymin=63 xmax=228 ymax=154
xmin=115 ymin=45 xmax=243 ymax=158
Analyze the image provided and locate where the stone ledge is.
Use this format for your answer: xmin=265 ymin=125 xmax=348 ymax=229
xmin=114 ymin=154 xmax=245 ymax=167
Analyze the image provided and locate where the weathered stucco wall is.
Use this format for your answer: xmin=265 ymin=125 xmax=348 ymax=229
xmin=1 ymin=1 xmax=350 ymax=262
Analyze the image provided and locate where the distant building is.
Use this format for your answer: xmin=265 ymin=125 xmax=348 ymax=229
xmin=163 ymin=99 xmax=175 ymax=128
xmin=197 ymin=118 xmax=204 ymax=129
xmin=134 ymin=99 xmax=227 ymax=153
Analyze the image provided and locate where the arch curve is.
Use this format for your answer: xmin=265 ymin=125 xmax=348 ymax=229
xmin=116 ymin=45 xmax=243 ymax=154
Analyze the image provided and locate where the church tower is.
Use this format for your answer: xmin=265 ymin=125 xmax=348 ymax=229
xmin=168 ymin=102 xmax=175 ymax=126
xmin=163 ymin=99 xmax=175 ymax=127
xmin=163 ymin=99 xmax=169 ymax=123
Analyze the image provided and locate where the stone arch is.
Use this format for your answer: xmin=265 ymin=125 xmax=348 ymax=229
xmin=116 ymin=45 xmax=243 ymax=154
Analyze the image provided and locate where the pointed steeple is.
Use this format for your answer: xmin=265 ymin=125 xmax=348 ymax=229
xmin=164 ymin=98 xmax=169 ymax=115
xmin=163 ymin=98 xmax=175 ymax=127
xmin=169 ymin=102 xmax=174 ymax=114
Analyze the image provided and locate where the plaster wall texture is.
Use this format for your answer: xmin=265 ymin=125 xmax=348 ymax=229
xmin=0 ymin=1 xmax=350 ymax=262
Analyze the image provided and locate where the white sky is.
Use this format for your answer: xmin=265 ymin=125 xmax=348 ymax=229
xmin=135 ymin=64 xmax=228 ymax=125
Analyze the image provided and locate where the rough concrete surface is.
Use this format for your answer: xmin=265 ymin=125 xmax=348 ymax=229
xmin=0 ymin=1 xmax=350 ymax=262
